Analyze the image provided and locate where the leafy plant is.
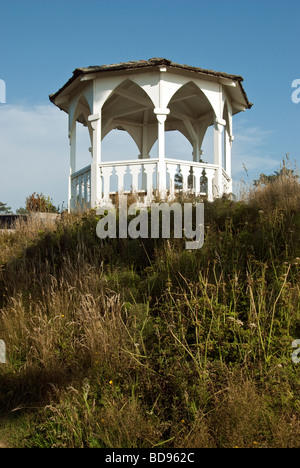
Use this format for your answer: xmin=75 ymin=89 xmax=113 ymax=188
xmin=25 ymin=193 xmax=59 ymax=213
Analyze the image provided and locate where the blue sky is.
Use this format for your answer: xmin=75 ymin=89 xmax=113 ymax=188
xmin=1 ymin=0 xmax=300 ymax=211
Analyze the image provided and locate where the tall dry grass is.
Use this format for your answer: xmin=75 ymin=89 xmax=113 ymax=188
xmin=0 ymin=163 xmax=300 ymax=447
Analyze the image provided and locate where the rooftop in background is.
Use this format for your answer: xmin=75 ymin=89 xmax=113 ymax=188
xmin=49 ymin=57 xmax=253 ymax=110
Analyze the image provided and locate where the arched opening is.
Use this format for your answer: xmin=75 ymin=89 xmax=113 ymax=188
xmin=101 ymin=128 xmax=142 ymax=192
xmin=100 ymin=80 xmax=157 ymax=194
xmin=102 ymin=79 xmax=155 ymax=159
xmin=164 ymin=82 xmax=215 ymax=194
xmin=101 ymin=128 xmax=140 ymax=162
xmin=165 ymin=130 xmax=193 ymax=160
xmin=166 ymin=81 xmax=214 ymax=161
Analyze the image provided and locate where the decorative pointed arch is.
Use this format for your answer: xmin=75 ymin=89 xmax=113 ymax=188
xmin=102 ymin=78 xmax=156 ymax=111
xmin=166 ymin=81 xmax=215 ymax=160
xmin=69 ymin=93 xmax=93 ymax=138
xmin=101 ymin=79 xmax=156 ymax=157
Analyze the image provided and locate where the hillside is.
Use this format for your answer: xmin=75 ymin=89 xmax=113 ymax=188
xmin=0 ymin=168 xmax=300 ymax=448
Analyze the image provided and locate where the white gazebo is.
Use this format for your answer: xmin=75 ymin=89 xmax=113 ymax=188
xmin=49 ymin=58 xmax=252 ymax=211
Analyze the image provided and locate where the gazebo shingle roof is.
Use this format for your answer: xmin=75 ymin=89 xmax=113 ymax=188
xmin=49 ymin=57 xmax=253 ymax=109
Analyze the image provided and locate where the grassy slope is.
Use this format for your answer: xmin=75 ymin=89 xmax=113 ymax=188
xmin=0 ymin=171 xmax=300 ymax=448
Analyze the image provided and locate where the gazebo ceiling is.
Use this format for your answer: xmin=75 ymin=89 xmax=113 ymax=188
xmin=168 ymin=82 xmax=213 ymax=123
xmin=102 ymin=80 xmax=155 ymax=124
xmin=100 ymin=79 xmax=215 ymax=134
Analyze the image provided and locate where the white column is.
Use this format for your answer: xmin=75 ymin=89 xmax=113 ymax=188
xmin=225 ymin=129 xmax=231 ymax=176
xmin=225 ymin=101 xmax=233 ymax=195
xmin=192 ymin=127 xmax=202 ymax=162
xmin=88 ymin=113 xmax=102 ymax=209
xmin=137 ymin=110 xmax=150 ymax=191
xmin=213 ymin=117 xmax=226 ymax=198
xmin=225 ymin=130 xmax=233 ymax=194
xmin=193 ymin=142 xmax=201 ymax=162
xmin=154 ymin=108 xmax=170 ymax=198
xmin=68 ymin=123 xmax=76 ymax=212
xmin=142 ymin=110 xmax=149 ymax=158
xmin=141 ymin=113 xmax=149 ymax=190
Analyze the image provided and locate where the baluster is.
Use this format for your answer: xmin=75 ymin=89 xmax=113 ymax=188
xmin=193 ymin=167 xmax=202 ymax=197
xmin=115 ymin=165 xmax=127 ymax=194
xmin=130 ymin=164 xmax=141 ymax=193
xmin=167 ymin=163 xmax=178 ymax=200
xmin=180 ymin=165 xmax=191 ymax=194
xmin=101 ymin=166 xmax=113 ymax=203
xmin=144 ymin=163 xmax=156 ymax=203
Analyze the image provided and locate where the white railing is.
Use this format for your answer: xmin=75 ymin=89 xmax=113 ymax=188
xmin=70 ymin=159 xmax=227 ymax=210
xmin=99 ymin=158 xmax=158 ymax=203
xmin=222 ymin=168 xmax=232 ymax=195
xmin=71 ymin=165 xmax=91 ymax=210
xmin=99 ymin=158 xmax=218 ymax=202
xmin=165 ymin=159 xmax=217 ymax=202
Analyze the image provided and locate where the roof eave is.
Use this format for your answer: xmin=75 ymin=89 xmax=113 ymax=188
xmin=49 ymin=58 xmax=253 ymax=110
